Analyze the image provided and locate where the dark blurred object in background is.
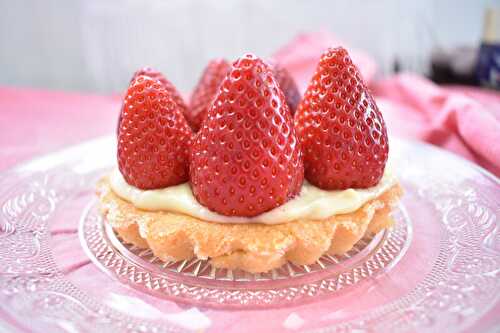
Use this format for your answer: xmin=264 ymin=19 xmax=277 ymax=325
xmin=430 ymin=47 xmax=478 ymax=86
xmin=430 ymin=7 xmax=500 ymax=90
xmin=477 ymin=8 xmax=500 ymax=90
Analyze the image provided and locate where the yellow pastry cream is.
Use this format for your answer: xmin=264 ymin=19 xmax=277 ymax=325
xmin=109 ymin=166 xmax=397 ymax=225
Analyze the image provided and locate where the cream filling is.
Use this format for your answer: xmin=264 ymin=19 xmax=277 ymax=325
xmin=109 ymin=167 xmax=397 ymax=225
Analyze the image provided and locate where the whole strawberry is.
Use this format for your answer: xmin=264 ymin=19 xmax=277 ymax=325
xmin=131 ymin=67 xmax=189 ymax=127
xmin=295 ymin=47 xmax=388 ymax=190
xmin=188 ymin=59 xmax=230 ymax=131
xmin=118 ymin=75 xmax=193 ymax=190
xmin=190 ymin=54 xmax=304 ymax=217
xmin=271 ymin=62 xmax=301 ymax=115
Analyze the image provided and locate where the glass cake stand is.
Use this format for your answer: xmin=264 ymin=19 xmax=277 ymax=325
xmin=0 ymin=137 xmax=498 ymax=332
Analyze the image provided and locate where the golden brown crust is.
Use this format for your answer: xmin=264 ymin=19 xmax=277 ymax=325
xmin=97 ymin=178 xmax=402 ymax=273
xmin=115 ymin=223 xmax=149 ymax=249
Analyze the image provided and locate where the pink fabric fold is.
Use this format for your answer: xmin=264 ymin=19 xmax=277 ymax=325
xmin=373 ymin=74 xmax=500 ymax=176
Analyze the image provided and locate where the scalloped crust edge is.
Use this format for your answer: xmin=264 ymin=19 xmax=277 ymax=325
xmin=97 ymin=178 xmax=403 ymax=273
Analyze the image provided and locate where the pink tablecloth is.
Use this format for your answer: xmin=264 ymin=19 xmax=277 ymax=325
xmin=0 ymin=87 xmax=121 ymax=171
xmin=2 ymin=83 xmax=499 ymax=177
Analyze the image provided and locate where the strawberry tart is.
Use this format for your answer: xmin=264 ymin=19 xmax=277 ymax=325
xmin=97 ymin=47 xmax=402 ymax=273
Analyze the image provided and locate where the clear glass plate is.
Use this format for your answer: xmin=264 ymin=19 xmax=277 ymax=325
xmin=0 ymin=137 xmax=498 ymax=332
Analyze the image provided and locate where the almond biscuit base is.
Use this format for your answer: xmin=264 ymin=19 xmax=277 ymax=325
xmin=97 ymin=178 xmax=402 ymax=273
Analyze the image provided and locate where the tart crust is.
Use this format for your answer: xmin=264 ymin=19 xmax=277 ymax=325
xmin=97 ymin=177 xmax=403 ymax=273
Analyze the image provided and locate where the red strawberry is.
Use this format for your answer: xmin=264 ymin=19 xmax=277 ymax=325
xmin=270 ymin=62 xmax=301 ymax=115
xmin=117 ymin=75 xmax=193 ymax=190
xmin=131 ymin=67 xmax=189 ymax=125
xmin=190 ymin=54 xmax=304 ymax=217
xmin=188 ymin=59 xmax=230 ymax=131
xmin=295 ymin=47 xmax=388 ymax=190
